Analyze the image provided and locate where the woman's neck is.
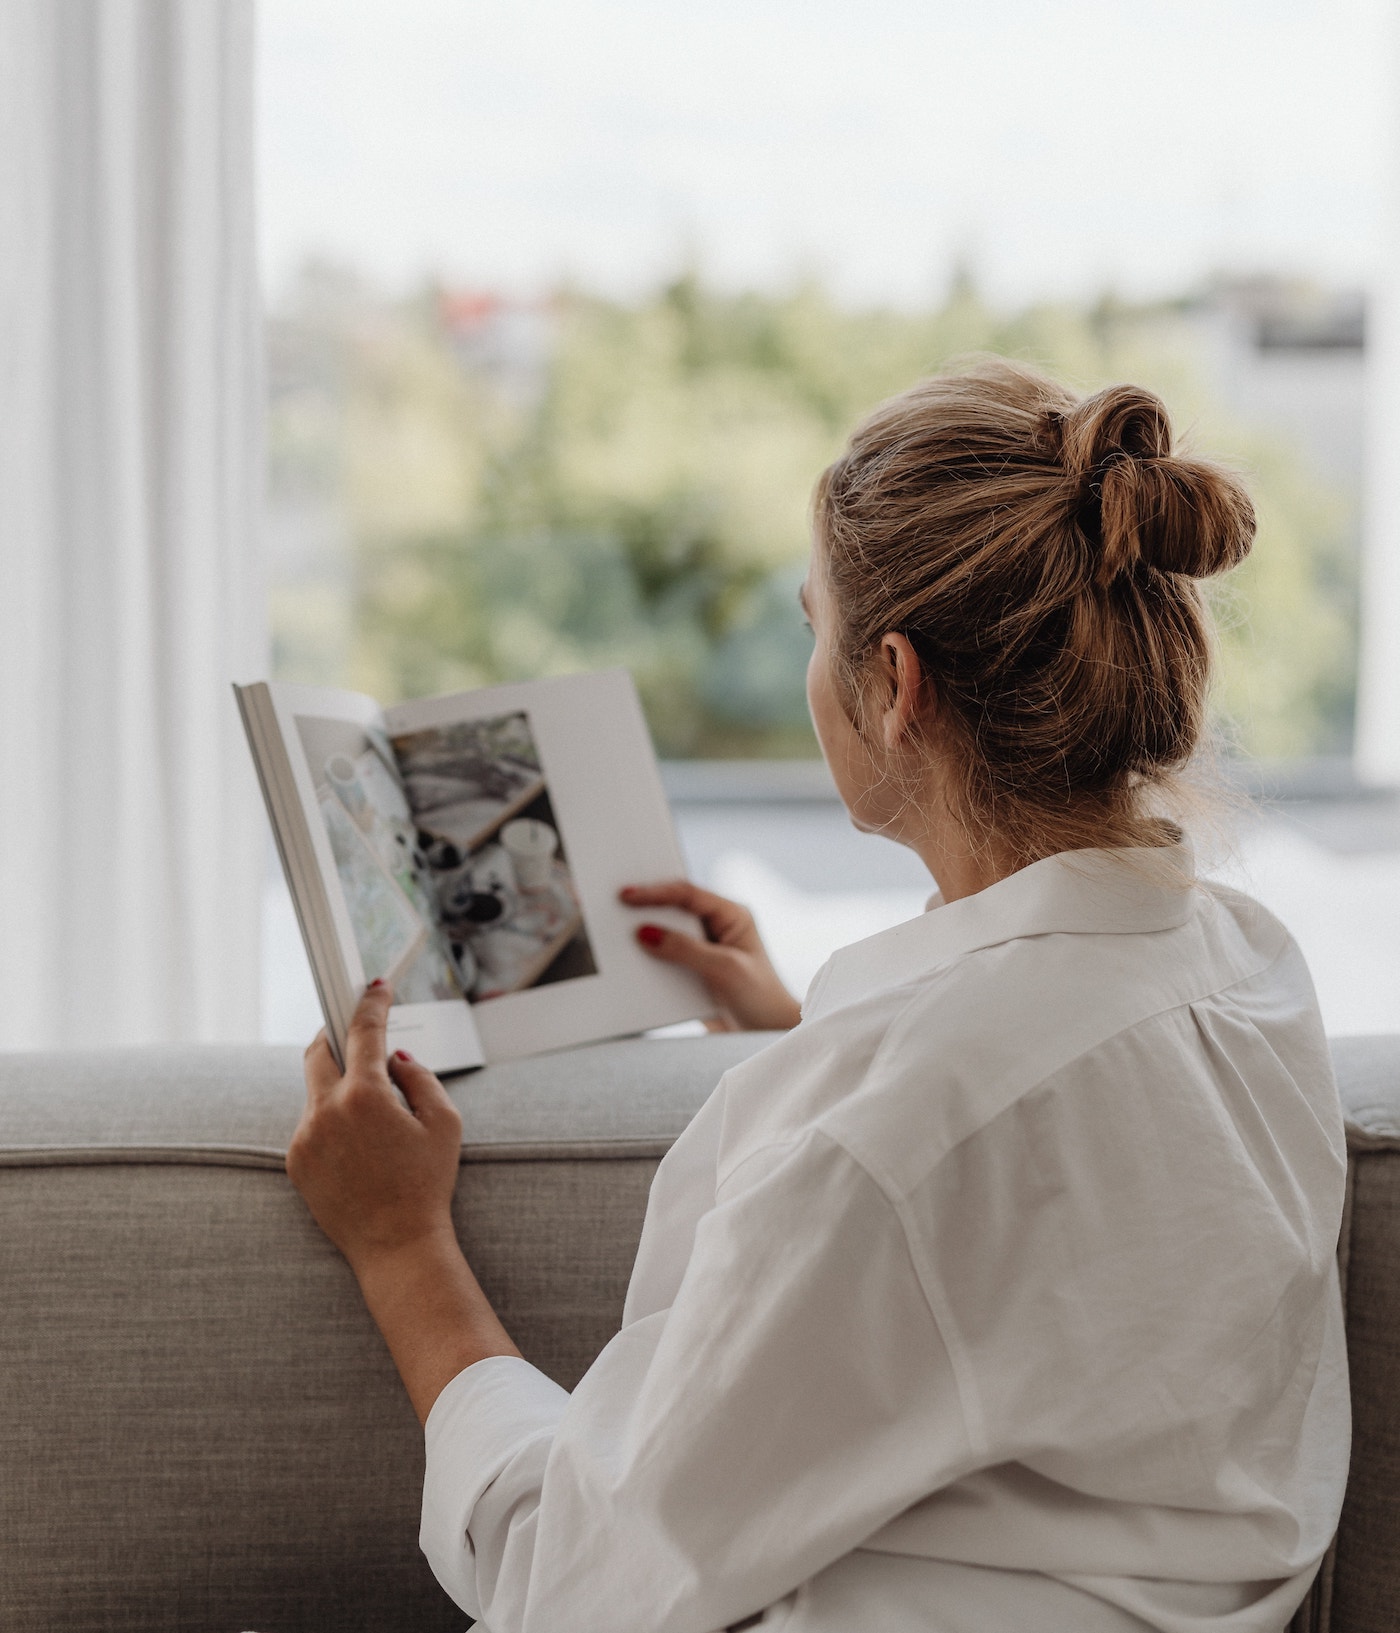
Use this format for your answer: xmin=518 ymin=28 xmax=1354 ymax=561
xmin=915 ymin=829 xmax=1018 ymax=905
xmin=890 ymin=786 xmax=1021 ymax=905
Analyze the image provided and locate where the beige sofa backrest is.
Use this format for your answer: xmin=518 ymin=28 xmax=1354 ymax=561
xmin=1 ymin=1033 xmax=1396 ymax=1633
xmin=1294 ymin=1037 xmax=1400 ymax=1633
xmin=0 ymin=1035 xmax=769 ymax=1633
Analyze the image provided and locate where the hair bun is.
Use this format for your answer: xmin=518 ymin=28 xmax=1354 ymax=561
xmin=1060 ymin=384 xmax=1255 ymax=586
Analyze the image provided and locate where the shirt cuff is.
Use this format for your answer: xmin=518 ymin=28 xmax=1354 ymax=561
xmin=420 ymin=1355 xmax=570 ymax=1612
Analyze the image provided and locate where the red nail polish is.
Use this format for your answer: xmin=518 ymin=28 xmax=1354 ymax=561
xmin=393 ymin=1048 xmax=413 ymax=1062
xmin=637 ymin=924 xmax=664 ymax=947
xmin=368 ymin=978 xmax=386 ymax=990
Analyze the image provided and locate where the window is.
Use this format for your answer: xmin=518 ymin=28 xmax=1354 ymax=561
xmin=257 ymin=0 xmax=1399 ymax=1039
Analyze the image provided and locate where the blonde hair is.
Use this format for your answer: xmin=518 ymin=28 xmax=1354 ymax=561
xmin=815 ymin=358 xmax=1254 ymax=864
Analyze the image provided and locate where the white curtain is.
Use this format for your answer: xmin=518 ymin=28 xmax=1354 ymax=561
xmin=1359 ymin=6 xmax=1400 ymax=786
xmin=0 ymin=0 xmax=265 ymax=1047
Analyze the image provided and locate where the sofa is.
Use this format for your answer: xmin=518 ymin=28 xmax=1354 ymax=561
xmin=0 ymin=1032 xmax=1395 ymax=1633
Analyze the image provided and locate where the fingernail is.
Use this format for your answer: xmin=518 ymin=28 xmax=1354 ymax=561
xmin=637 ymin=924 xmax=664 ymax=947
xmin=393 ymin=1049 xmax=413 ymax=1062
xmin=368 ymin=978 xmax=386 ymax=990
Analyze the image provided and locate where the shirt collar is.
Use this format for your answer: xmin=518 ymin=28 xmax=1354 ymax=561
xmin=803 ymin=840 xmax=1198 ymax=1021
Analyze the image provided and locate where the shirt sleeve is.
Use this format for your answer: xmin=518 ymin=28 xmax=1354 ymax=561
xmin=419 ymin=1128 xmax=976 ymax=1633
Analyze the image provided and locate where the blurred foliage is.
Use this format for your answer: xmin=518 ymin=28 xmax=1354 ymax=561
xmin=267 ymin=265 xmax=1357 ymax=760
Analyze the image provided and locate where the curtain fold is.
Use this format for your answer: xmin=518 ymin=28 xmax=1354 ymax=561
xmin=0 ymin=0 xmax=265 ymax=1046
xmin=1359 ymin=5 xmax=1400 ymax=785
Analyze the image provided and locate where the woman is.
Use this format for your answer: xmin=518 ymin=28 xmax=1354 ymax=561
xmin=289 ymin=359 xmax=1349 ymax=1633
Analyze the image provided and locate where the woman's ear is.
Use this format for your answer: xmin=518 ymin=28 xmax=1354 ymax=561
xmin=878 ymin=633 xmax=930 ymax=752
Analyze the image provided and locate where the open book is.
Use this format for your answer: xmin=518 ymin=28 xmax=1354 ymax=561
xmin=235 ymin=670 xmax=708 ymax=1073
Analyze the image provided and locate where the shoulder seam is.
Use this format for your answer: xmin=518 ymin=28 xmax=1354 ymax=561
xmin=848 ymin=931 xmax=1293 ymax=1172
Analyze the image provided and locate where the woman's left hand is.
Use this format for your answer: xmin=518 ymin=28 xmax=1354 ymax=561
xmin=288 ymin=982 xmax=519 ymax=1424
xmin=288 ymin=981 xmax=463 ymax=1276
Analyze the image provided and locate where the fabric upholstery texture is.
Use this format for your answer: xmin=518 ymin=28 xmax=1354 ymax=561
xmin=0 ymin=1031 xmax=1395 ymax=1633
xmin=0 ymin=1032 xmax=772 ymax=1160
xmin=0 ymin=1034 xmax=773 ymax=1633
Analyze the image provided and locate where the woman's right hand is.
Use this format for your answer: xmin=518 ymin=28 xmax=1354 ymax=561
xmin=620 ymin=880 xmax=802 ymax=1032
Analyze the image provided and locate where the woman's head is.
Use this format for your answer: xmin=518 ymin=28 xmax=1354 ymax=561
xmin=807 ymin=357 xmax=1254 ymax=868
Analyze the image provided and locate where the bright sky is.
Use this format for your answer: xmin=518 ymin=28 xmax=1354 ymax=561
xmin=257 ymin=0 xmax=1394 ymax=307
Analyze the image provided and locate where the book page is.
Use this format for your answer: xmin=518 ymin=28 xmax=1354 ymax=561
xmin=262 ymin=684 xmax=485 ymax=1073
xmin=385 ymin=669 xmax=708 ymax=1059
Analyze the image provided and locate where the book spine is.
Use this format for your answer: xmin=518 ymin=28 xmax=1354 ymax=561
xmin=233 ymin=682 xmax=352 ymax=1070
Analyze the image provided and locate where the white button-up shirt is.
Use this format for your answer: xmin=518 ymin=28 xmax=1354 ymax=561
xmin=421 ymin=843 xmax=1350 ymax=1633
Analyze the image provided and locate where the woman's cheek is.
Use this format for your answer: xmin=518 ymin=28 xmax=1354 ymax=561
xmin=805 ymin=643 xmax=822 ymax=735
xmin=807 ymin=649 xmax=871 ymax=822
xmin=805 ymin=644 xmax=839 ymax=762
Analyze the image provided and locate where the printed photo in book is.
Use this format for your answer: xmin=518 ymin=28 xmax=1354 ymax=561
xmin=390 ymin=712 xmax=598 ymax=1001
xmin=236 ymin=670 xmax=707 ymax=1074
xmin=294 ymin=714 xmax=464 ymax=1005
xmin=296 ymin=707 xmax=599 ymax=1005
